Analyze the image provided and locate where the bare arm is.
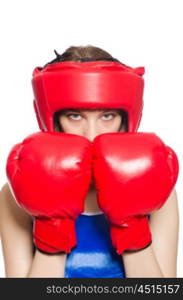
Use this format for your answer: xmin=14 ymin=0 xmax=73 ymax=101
xmin=0 ymin=183 xmax=67 ymax=278
xmin=149 ymin=188 xmax=179 ymax=277
xmin=0 ymin=183 xmax=34 ymax=277
xmin=122 ymin=188 xmax=179 ymax=278
xmin=27 ymin=250 xmax=66 ymax=278
xmin=123 ymin=244 xmax=164 ymax=277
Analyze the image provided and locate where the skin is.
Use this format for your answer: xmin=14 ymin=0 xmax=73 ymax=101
xmin=0 ymin=109 xmax=179 ymax=277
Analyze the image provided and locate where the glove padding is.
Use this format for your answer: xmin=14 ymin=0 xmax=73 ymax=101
xmin=6 ymin=132 xmax=92 ymax=254
xmin=92 ymin=132 xmax=179 ymax=254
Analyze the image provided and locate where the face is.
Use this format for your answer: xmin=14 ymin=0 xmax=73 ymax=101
xmin=58 ymin=109 xmax=124 ymax=141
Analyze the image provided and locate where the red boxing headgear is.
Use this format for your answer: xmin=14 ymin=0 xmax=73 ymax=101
xmin=32 ymin=61 xmax=145 ymax=132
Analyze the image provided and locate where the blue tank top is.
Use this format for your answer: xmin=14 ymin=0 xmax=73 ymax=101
xmin=64 ymin=212 xmax=126 ymax=278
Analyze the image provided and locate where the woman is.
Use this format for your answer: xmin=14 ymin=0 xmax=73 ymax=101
xmin=0 ymin=45 xmax=179 ymax=278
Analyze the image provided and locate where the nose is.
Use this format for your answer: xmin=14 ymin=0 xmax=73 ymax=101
xmin=83 ymin=120 xmax=100 ymax=141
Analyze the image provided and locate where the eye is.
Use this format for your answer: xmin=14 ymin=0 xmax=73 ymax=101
xmin=66 ymin=113 xmax=82 ymax=120
xmin=101 ymin=113 xmax=116 ymax=120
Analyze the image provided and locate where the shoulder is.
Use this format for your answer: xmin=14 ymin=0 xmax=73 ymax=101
xmin=1 ymin=182 xmax=13 ymax=201
xmin=0 ymin=183 xmax=19 ymax=213
xmin=0 ymin=183 xmax=15 ymax=214
xmin=0 ymin=183 xmax=33 ymax=228
xmin=150 ymin=188 xmax=179 ymax=226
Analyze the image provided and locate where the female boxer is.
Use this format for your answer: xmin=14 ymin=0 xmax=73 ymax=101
xmin=0 ymin=45 xmax=179 ymax=278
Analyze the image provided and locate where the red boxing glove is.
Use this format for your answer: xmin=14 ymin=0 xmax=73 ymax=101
xmin=6 ymin=132 xmax=92 ymax=254
xmin=92 ymin=132 xmax=179 ymax=254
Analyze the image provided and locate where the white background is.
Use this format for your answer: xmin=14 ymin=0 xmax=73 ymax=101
xmin=0 ymin=0 xmax=182 ymax=277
